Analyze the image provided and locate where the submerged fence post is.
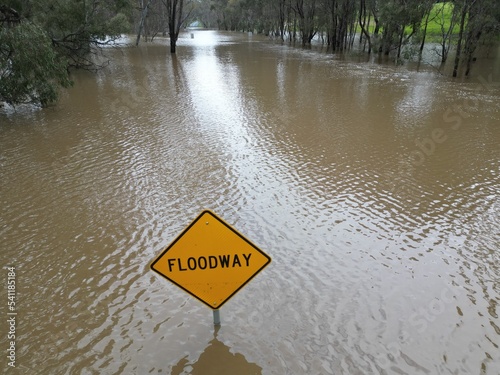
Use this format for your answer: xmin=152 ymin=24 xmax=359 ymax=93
xmin=213 ymin=309 xmax=221 ymax=326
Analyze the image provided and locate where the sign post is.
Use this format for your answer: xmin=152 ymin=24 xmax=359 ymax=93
xmin=213 ymin=309 xmax=221 ymax=326
xmin=150 ymin=210 xmax=271 ymax=322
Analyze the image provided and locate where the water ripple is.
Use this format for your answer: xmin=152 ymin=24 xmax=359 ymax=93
xmin=1 ymin=31 xmax=499 ymax=374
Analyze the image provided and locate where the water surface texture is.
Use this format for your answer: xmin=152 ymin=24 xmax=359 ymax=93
xmin=1 ymin=31 xmax=499 ymax=374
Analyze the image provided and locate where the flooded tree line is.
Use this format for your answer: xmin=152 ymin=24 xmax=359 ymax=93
xmin=140 ymin=0 xmax=500 ymax=79
xmin=1 ymin=0 xmax=500 ymax=107
xmin=194 ymin=0 xmax=500 ymax=76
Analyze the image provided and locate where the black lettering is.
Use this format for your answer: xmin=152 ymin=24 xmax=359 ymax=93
xmin=219 ymin=255 xmax=230 ymax=268
xmin=209 ymin=256 xmax=218 ymax=269
xmin=232 ymin=254 xmax=241 ymax=267
xmin=168 ymin=259 xmax=175 ymax=272
xmin=187 ymin=257 xmax=197 ymax=270
xmin=198 ymin=256 xmax=207 ymax=270
xmin=243 ymin=253 xmax=251 ymax=266
xmin=178 ymin=258 xmax=187 ymax=271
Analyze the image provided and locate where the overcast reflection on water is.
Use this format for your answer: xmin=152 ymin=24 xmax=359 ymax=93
xmin=0 ymin=30 xmax=499 ymax=374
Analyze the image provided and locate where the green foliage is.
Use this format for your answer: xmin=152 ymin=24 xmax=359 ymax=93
xmin=108 ymin=13 xmax=130 ymax=35
xmin=31 ymin=0 xmax=131 ymax=67
xmin=32 ymin=0 xmax=131 ymax=39
xmin=0 ymin=0 xmax=133 ymax=106
xmin=0 ymin=21 xmax=72 ymax=106
xmin=425 ymin=2 xmax=458 ymax=35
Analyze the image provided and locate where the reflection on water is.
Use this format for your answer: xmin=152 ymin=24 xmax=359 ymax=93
xmin=0 ymin=30 xmax=499 ymax=374
xmin=171 ymin=327 xmax=262 ymax=375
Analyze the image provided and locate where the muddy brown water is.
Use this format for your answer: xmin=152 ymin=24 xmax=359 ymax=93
xmin=1 ymin=31 xmax=499 ymax=374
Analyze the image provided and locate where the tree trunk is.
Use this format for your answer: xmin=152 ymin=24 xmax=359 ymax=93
xmin=382 ymin=25 xmax=392 ymax=55
xmin=279 ymin=0 xmax=286 ymax=42
xmin=136 ymin=0 xmax=153 ymax=46
xmin=397 ymin=27 xmax=404 ymax=59
xmin=465 ymin=30 xmax=480 ymax=76
xmin=464 ymin=0 xmax=483 ymax=77
xmin=165 ymin=0 xmax=185 ymax=54
xmin=453 ymin=3 xmax=468 ymax=77
xmin=358 ymin=0 xmax=371 ymax=54
xmin=170 ymin=36 xmax=176 ymax=53
xmin=330 ymin=0 xmax=337 ymax=50
xmin=419 ymin=10 xmax=431 ymax=54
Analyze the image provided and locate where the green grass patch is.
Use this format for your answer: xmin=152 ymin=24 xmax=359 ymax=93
xmin=355 ymin=2 xmax=461 ymax=42
xmin=421 ymin=2 xmax=460 ymax=42
xmin=423 ymin=2 xmax=461 ymax=38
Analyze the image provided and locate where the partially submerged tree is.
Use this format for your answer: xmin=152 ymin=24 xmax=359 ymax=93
xmin=377 ymin=0 xmax=427 ymax=58
xmin=135 ymin=0 xmax=193 ymax=53
xmin=328 ymin=0 xmax=358 ymax=51
xmin=165 ymin=0 xmax=188 ymax=53
xmin=1 ymin=0 xmax=131 ymax=106
xmin=431 ymin=1 xmax=460 ymax=64
xmin=452 ymin=0 xmax=500 ymax=77
xmin=358 ymin=0 xmax=373 ymax=53
xmin=0 ymin=6 xmax=71 ymax=106
xmin=462 ymin=0 xmax=499 ymax=76
xmin=136 ymin=0 xmax=153 ymax=45
xmin=294 ymin=0 xmax=317 ymax=46
xmin=33 ymin=0 xmax=131 ymax=69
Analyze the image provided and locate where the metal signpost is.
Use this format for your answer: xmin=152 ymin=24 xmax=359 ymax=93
xmin=150 ymin=210 xmax=271 ymax=325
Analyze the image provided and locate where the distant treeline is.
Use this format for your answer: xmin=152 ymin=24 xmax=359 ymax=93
xmin=188 ymin=1 xmax=500 ymax=76
xmin=1 ymin=1 xmax=499 ymax=107
xmin=133 ymin=1 xmax=500 ymax=76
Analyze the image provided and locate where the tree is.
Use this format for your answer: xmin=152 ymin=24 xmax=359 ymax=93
xmin=294 ymin=0 xmax=317 ymax=46
xmin=277 ymin=0 xmax=287 ymax=41
xmin=135 ymin=0 xmax=192 ymax=53
xmin=451 ymin=0 xmax=500 ymax=77
xmin=463 ymin=0 xmax=500 ymax=76
xmin=164 ymin=0 xmax=192 ymax=53
xmin=166 ymin=0 xmax=183 ymax=53
xmin=327 ymin=0 xmax=358 ymax=51
xmin=378 ymin=0 xmax=426 ymax=57
xmin=359 ymin=0 xmax=372 ymax=53
xmin=453 ymin=0 xmax=472 ymax=77
xmin=32 ymin=0 xmax=131 ymax=69
xmin=1 ymin=0 xmax=132 ymax=106
xmin=433 ymin=1 xmax=460 ymax=65
xmin=417 ymin=0 xmax=438 ymax=56
xmin=0 ymin=5 xmax=72 ymax=106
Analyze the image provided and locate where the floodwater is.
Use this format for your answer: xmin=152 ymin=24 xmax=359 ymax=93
xmin=1 ymin=30 xmax=499 ymax=374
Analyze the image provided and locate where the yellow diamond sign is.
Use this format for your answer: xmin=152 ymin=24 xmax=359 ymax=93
xmin=151 ymin=210 xmax=271 ymax=309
